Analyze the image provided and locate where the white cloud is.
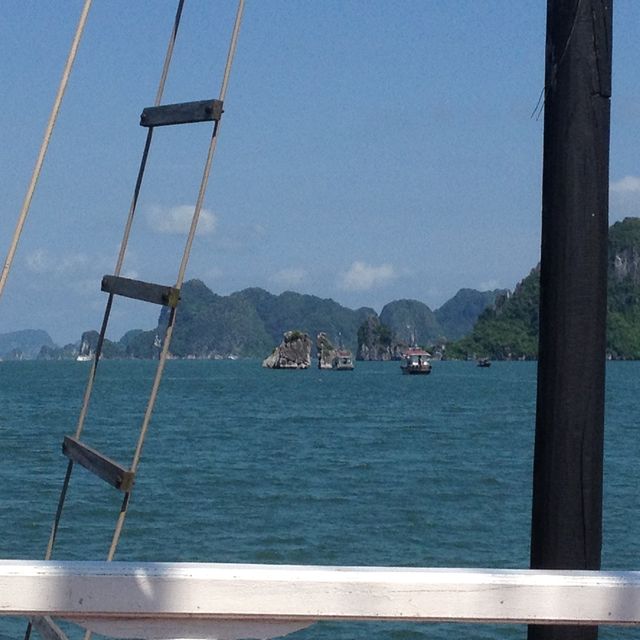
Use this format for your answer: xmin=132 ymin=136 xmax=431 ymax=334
xmin=72 ymin=277 xmax=101 ymax=296
xmin=25 ymin=249 xmax=91 ymax=276
xmin=122 ymin=269 xmax=139 ymax=280
xmin=611 ymin=176 xmax=640 ymax=194
xmin=340 ymin=261 xmax=396 ymax=291
xmin=203 ymin=266 xmax=224 ymax=281
xmin=23 ymin=249 xmax=108 ymax=297
xmin=25 ymin=249 xmax=49 ymax=273
xmin=147 ymin=204 xmax=217 ymax=235
xmin=610 ymin=176 xmax=640 ymax=218
xmin=60 ymin=253 xmax=90 ymax=272
xmin=270 ymin=267 xmax=307 ymax=287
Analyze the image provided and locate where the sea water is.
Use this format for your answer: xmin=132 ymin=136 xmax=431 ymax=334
xmin=1 ymin=360 xmax=640 ymax=640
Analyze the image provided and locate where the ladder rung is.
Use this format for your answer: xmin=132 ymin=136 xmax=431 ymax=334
xmin=62 ymin=436 xmax=135 ymax=492
xmin=101 ymin=275 xmax=180 ymax=307
xmin=30 ymin=616 xmax=69 ymax=640
xmin=140 ymin=99 xmax=223 ymax=127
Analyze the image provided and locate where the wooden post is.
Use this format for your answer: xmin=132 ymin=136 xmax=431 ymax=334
xmin=529 ymin=2 xmax=612 ymax=640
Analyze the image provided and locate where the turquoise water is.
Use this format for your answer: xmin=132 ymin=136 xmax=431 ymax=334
xmin=1 ymin=360 xmax=640 ymax=639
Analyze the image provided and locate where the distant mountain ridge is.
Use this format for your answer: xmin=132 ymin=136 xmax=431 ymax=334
xmin=148 ymin=282 xmax=502 ymax=359
xmin=32 ymin=282 xmax=497 ymax=360
xmin=0 ymin=329 xmax=54 ymax=360
xmin=448 ymin=217 xmax=640 ymax=360
xmin=379 ymin=299 xmax=440 ymax=345
xmin=137 ymin=283 xmax=500 ymax=359
xmin=435 ymin=288 xmax=509 ymax=340
xmin=2 ymin=284 xmax=508 ymax=361
xmin=155 ymin=282 xmax=378 ymax=359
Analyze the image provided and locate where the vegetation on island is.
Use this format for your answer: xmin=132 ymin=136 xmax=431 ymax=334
xmin=379 ymin=299 xmax=442 ymax=345
xmin=357 ymin=315 xmax=397 ymax=361
xmin=605 ymin=218 xmax=640 ymax=359
xmin=435 ymin=288 xmax=509 ymax=340
xmin=446 ymin=269 xmax=540 ymax=360
xmin=445 ymin=217 xmax=640 ymax=360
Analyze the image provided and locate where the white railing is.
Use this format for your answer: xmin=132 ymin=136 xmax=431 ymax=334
xmin=3 ymin=560 xmax=640 ymax=639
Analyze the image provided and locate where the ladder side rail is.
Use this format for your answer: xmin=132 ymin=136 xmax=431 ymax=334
xmin=105 ymin=306 xmax=177 ymax=565
xmin=31 ymin=12 xmax=189 ymax=640
xmin=25 ymin=462 xmax=74 ymax=640
xmin=100 ymin=1 xmax=246 ymax=577
xmin=72 ymin=0 xmax=186 ymax=433
xmin=175 ymin=0 xmax=245 ymax=290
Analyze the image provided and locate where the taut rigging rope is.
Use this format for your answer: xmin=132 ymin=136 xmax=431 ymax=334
xmin=0 ymin=0 xmax=93 ymax=303
xmin=107 ymin=0 xmax=245 ymax=566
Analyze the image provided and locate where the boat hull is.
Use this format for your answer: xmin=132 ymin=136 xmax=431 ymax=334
xmin=401 ymin=366 xmax=431 ymax=375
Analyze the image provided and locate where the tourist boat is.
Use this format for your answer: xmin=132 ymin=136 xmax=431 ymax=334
xmin=477 ymin=357 xmax=491 ymax=368
xmin=400 ymin=347 xmax=432 ymax=375
xmin=331 ymin=350 xmax=354 ymax=370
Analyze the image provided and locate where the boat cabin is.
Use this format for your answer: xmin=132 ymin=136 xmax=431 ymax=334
xmin=332 ymin=350 xmax=354 ymax=370
xmin=400 ymin=348 xmax=432 ymax=375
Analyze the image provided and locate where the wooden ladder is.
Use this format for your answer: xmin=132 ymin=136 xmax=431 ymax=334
xmin=27 ymin=2 xmax=244 ymax=639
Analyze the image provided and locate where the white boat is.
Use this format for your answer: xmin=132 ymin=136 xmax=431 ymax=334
xmin=331 ymin=350 xmax=354 ymax=370
xmin=400 ymin=347 xmax=432 ymax=375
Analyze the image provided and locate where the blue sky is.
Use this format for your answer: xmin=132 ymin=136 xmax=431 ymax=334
xmin=1 ymin=1 xmax=639 ymax=345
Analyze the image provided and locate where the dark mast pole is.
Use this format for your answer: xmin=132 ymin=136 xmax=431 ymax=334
xmin=529 ymin=1 xmax=612 ymax=639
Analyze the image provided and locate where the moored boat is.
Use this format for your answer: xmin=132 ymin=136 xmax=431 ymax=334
xmin=332 ymin=350 xmax=354 ymax=370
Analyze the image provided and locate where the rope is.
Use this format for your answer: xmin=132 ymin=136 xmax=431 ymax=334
xmin=132 ymin=0 xmax=245 ymax=474
xmin=176 ymin=0 xmax=245 ymax=288
xmin=74 ymin=0 xmax=186 ymax=441
xmin=103 ymin=0 xmax=246 ymax=571
xmin=77 ymin=4 xmax=188 ymax=638
xmin=115 ymin=0 xmax=187 ymax=278
xmin=33 ymin=8 xmax=187 ymax=638
xmin=18 ymin=9 xmax=93 ymax=640
xmin=0 ymin=0 xmax=92 ymax=303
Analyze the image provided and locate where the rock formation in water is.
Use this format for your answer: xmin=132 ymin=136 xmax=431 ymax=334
xmin=262 ymin=331 xmax=312 ymax=369
xmin=356 ymin=315 xmax=404 ymax=361
xmin=316 ymin=332 xmax=337 ymax=369
xmin=78 ymin=331 xmax=98 ymax=359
